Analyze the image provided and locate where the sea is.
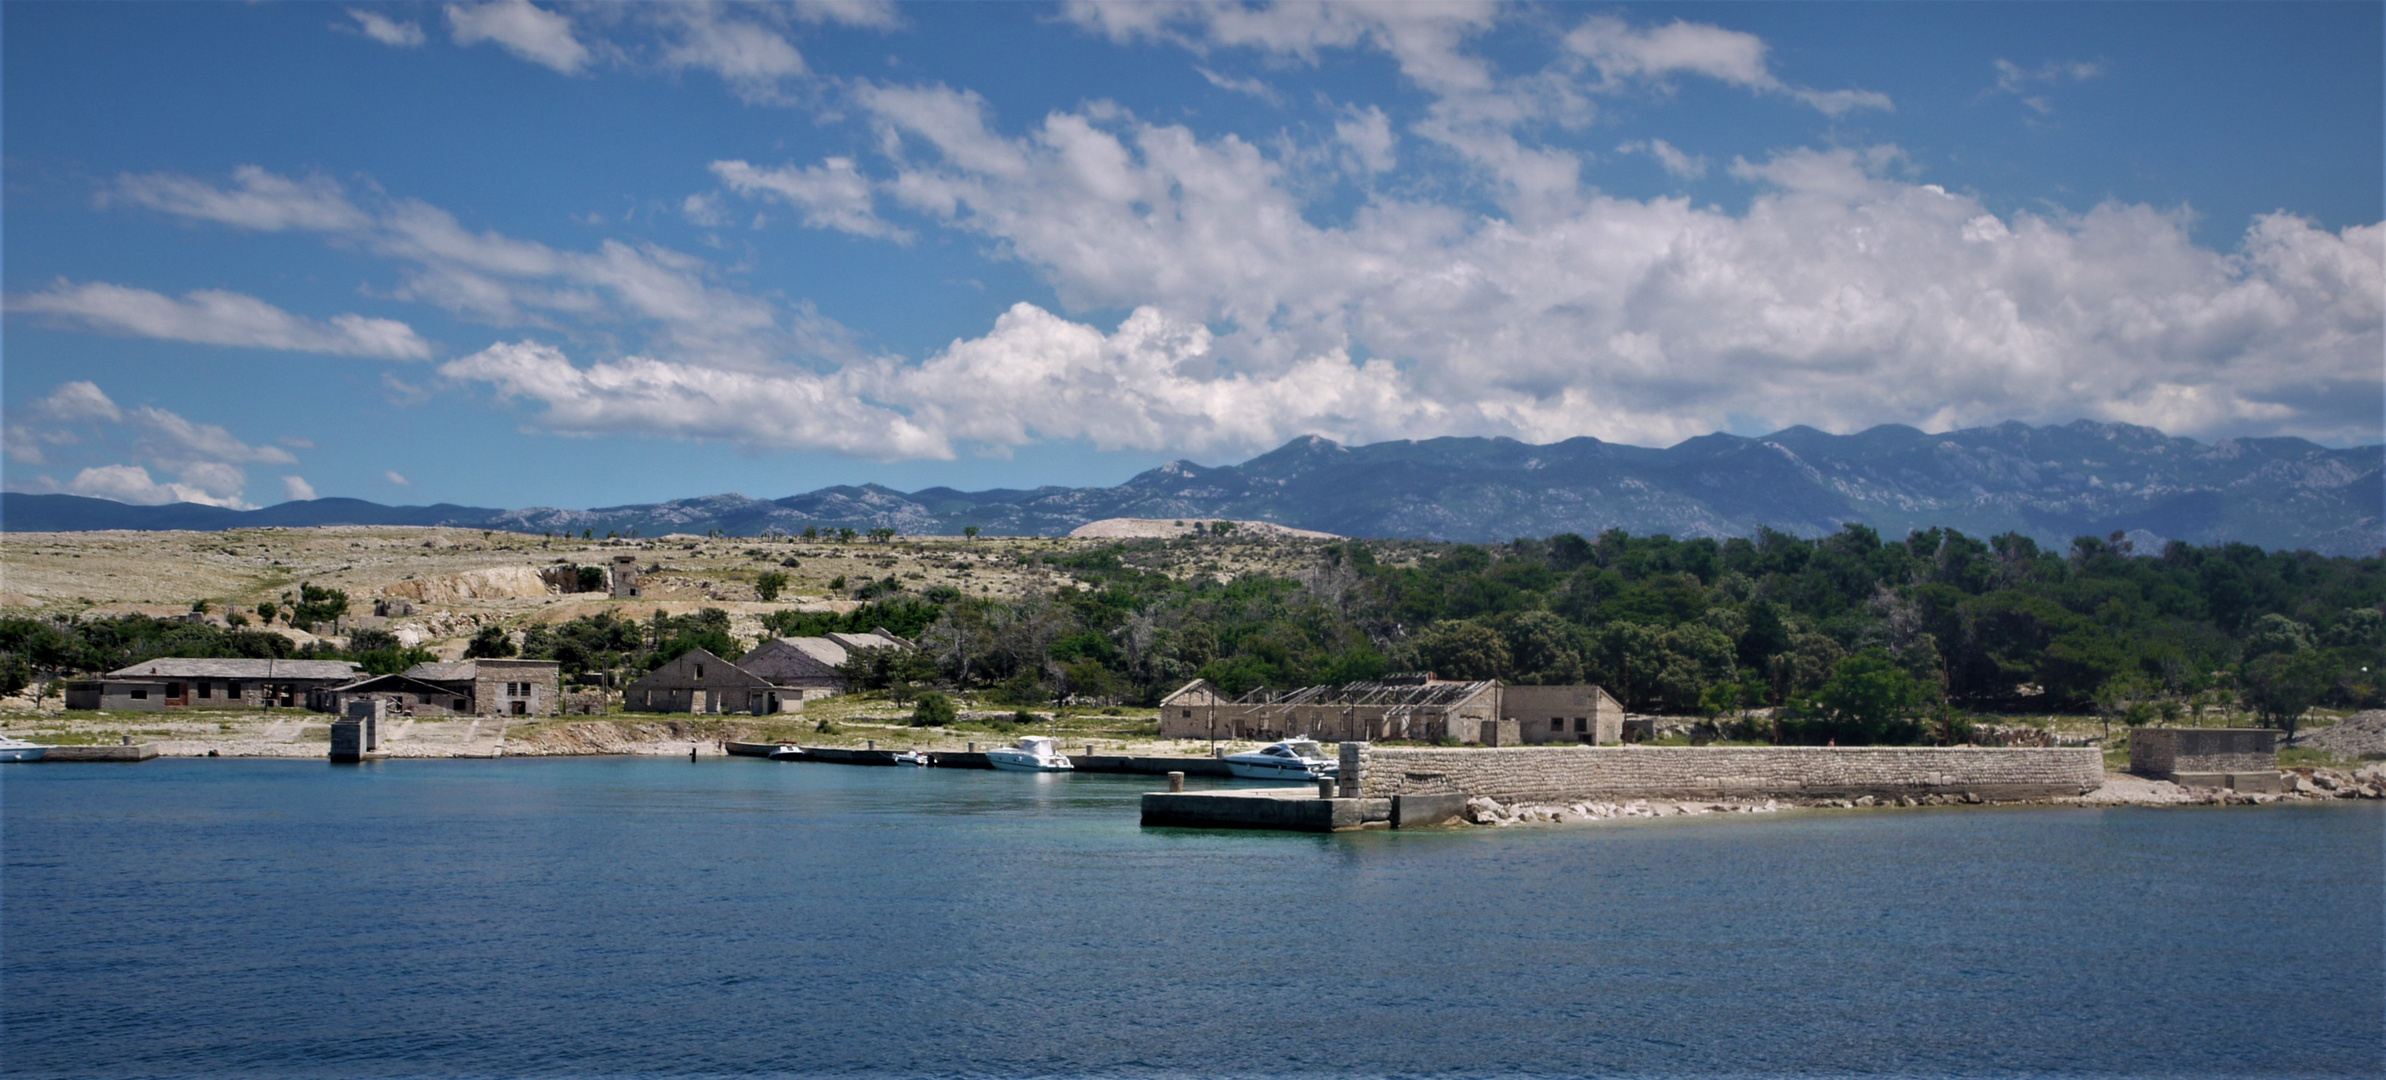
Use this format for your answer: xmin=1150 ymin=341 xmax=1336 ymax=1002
xmin=3 ymin=757 xmax=2380 ymax=1079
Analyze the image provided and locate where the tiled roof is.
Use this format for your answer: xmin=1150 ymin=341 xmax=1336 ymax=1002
xmin=105 ymin=658 xmax=362 ymax=680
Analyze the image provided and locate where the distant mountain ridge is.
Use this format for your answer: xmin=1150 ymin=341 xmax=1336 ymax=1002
xmin=6 ymin=421 xmax=2380 ymax=555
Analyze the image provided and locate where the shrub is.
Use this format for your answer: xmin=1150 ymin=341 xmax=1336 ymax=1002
xmin=755 ymin=571 xmax=789 ymax=602
xmin=911 ymin=691 xmax=956 ymax=727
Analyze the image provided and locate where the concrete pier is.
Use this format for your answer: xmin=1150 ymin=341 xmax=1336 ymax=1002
xmin=41 ymin=743 xmax=161 ymax=762
xmin=1139 ymin=788 xmax=1468 ymax=832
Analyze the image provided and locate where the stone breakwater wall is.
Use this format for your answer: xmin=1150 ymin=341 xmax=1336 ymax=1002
xmin=1352 ymin=745 xmax=2105 ymax=804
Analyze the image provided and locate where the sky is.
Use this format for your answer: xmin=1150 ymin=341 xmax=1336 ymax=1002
xmin=3 ymin=1 xmax=2380 ymax=513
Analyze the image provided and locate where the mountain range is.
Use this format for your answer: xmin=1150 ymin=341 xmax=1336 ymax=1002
xmin=6 ymin=421 xmax=2380 ymax=555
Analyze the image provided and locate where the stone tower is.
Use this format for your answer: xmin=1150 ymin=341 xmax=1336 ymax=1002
xmin=609 ymin=554 xmax=641 ymax=599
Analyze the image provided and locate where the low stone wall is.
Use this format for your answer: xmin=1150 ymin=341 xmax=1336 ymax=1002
xmin=1352 ymin=745 xmax=2105 ymax=803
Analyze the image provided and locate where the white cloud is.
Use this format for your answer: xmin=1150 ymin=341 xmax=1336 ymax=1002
xmin=1565 ymin=16 xmax=1891 ymax=115
xmin=1195 ymin=66 xmax=1283 ymax=104
xmin=1991 ymin=58 xmax=2105 ymax=114
xmin=1333 ymin=105 xmax=1397 ymax=174
xmin=346 ymin=8 xmax=425 ymax=47
xmin=446 ymin=0 xmax=590 ymax=74
xmin=36 ymin=381 xmax=123 ymax=423
xmin=385 ymin=471 xmax=413 ymax=486
xmin=791 ymin=0 xmax=904 ymax=29
xmin=108 ymin=165 xmax=370 ymax=232
xmin=282 ymin=475 xmax=319 ymax=502
xmin=127 ymin=405 xmax=297 ymax=467
xmin=9 ymin=281 xmax=432 ymax=359
xmin=710 ymin=157 xmax=909 ymax=240
xmin=63 ymin=464 xmax=251 ymax=509
xmin=659 ymin=5 xmax=807 ymax=102
xmin=1618 ymin=138 xmax=1707 ymax=179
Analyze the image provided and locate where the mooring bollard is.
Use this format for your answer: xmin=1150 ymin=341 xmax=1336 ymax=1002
xmin=690 ymin=745 xmax=697 ymax=762
xmin=1086 ymin=744 xmax=1096 ymax=758
xmin=1167 ymin=771 xmax=1185 ymax=792
xmin=866 ymin=739 xmax=875 ymax=750
xmin=120 ymin=734 xmax=133 ymax=746
xmin=967 ymin=741 xmax=977 ymax=752
xmin=1317 ymin=777 xmax=1336 ymax=799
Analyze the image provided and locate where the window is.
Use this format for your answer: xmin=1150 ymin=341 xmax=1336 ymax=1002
xmin=130 ymin=688 xmax=149 ymax=700
xmin=454 ymin=698 xmax=470 ymax=710
xmin=1575 ymin=717 xmax=1588 ymax=733
xmin=694 ymin=665 xmax=704 ymax=680
xmin=643 ymin=690 xmax=653 ymax=706
xmin=1550 ymin=717 xmax=1564 ymax=731
xmin=198 ymin=682 xmax=213 ymax=699
xmin=227 ymin=682 xmax=244 ymax=697
xmin=1182 ymin=709 xmax=1192 ymax=718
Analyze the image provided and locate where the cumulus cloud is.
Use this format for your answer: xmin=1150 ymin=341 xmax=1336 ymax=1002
xmin=2 ymin=381 xmax=305 ymax=508
xmin=710 ymin=157 xmax=910 ymax=240
xmin=446 ymin=0 xmax=590 ymax=74
xmin=346 ymin=8 xmax=425 ymax=47
xmin=61 ymin=464 xmax=251 ymax=509
xmin=658 ymin=4 xmax=807 ymax=102
xmin=8 ymin=281 xmax=432 ymax=359
xmin=282 ymin=475 xmax=319 ymax=502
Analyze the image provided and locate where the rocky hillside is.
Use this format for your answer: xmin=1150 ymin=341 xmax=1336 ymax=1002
xmin=8 ymin=421 xmax=2379 ymax=554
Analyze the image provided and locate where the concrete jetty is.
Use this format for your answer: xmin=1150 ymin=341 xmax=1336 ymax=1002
xmin=40 ymin=743 xmax=161 ymax=762
xmin=1140 ymin=788 xmax=1468 ymax=832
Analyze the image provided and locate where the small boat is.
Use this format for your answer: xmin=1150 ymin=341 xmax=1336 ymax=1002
xmin=984 ymin=735 xmax=1072 ymax=772
xmin=892 ymin=750 xmax=930 ymax=767
xmin=1224 ymin=738 xmax=1337 ymax=781
xmin=767 ymin=745 xmax=807 ymax=761
xmin=0 ymin=736 xmax=50 ymax=763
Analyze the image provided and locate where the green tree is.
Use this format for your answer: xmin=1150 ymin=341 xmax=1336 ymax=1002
xmin=1812 ymin=649 xmax=1923 ymax=744
xmin=963 ymin=525 xmax=981 ymax=540
xmin=2242 ymin=650 xmax=2330 ymax=742
xmin=1408 ymin=619 xmax=1511 ymax=681
xmin=754 ymin=571 xmax=789 ymax=602
xmin=464 ymin=624 xmax=518 ymax=659
xmin=910 ymin=690 xmax=956 ymax=727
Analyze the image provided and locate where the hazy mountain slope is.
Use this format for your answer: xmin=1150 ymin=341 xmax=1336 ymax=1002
xmin=6 ymin=422 xmax=2378 ymax=555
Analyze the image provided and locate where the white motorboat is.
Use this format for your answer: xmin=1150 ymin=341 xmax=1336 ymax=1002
xmin=767 ymin=745 xmax=806 ymax=761
xmin=1224 ymin=738 xmax=1337 ymax=781
xmin=892 ymin=750 xmax=930 ymax=767
xmin=0 ymin=736 xmax=51 ymax=763
xmin=984 ymin=735 xmax=1072 ymax=772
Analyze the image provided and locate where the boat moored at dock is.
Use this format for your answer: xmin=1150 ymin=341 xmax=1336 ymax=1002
xmin=985 ymin=736 xmax=1073 ymax=772
xmin=1223 ymin=739 xmax=1337 ymax=781
xmin=0 ymin=736 xmax=51 ymax=762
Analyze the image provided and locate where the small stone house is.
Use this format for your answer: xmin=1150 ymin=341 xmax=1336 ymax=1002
xmin=624 ymin=648 xmax=796 ymax=715
xmin=2129 ymin=727 xmax=2282 ymax=793
xmin=66 ymin=658 xmax=364 ymax=711
xmin=1502 ymin=684 xmax=1626 ymax=745
xmin=734 ymin=631 xmax=910 ymax=699
xmin=400 ymin=659 xmax=562 ymax=717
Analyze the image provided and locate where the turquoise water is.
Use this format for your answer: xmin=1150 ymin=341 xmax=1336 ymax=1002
xmin=3 ymin=758 xmax=2380 ymax=1079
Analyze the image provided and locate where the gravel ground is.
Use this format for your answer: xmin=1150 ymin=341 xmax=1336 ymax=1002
xmin=2307 ymin=710 xmax=2386 ymax=758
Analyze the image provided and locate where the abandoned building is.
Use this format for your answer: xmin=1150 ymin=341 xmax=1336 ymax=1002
xmin=390 ymin=658 xmax=563 ymax=717
xmin=66 ymin=658 xmax=365 ymax=711
xmin=733 ymin=630 xmax=912 ymax=699
xmin=624 ymin=648 xmax=797 ymax=715
xmin=609 ymin=555 xmax=642 ymax=599
xmin=1156 ymin=676 xmax=1625 ymax=746
xmin=323 ymin=673 xmax=478 ymax=717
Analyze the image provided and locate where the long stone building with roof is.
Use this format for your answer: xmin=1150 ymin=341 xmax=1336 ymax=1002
xmin=68 ymin=658 xmax=364 ymax=711
xmin=1157 ymin=675 xmax=1622 ymax=746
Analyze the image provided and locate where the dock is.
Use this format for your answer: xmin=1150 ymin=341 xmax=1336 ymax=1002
xmin=757 ymin=745 xmax=1235 ymax=775
xmin=1140 ymin=788 xmax=1468 ymax=832
xmin=40 ymin=743 xmax=161 ymax=763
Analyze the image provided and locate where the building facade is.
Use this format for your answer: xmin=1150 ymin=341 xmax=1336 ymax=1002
xmin=66 ymin=658 xmax=364 ymax=711
xmin=734 ymin=631 xmax=910 ymax=699
xmin=624 ymin=648 xmax=795 ymax=715
xmin=398 ymin=659 xmax=563 ymax=717
xmin=1502 ymin=684 xmax=1626 ymax=745
xmin=1158 ymin=677 xmax=1624 ymax=745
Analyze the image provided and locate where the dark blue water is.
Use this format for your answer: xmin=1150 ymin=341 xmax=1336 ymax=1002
xmin=4 ymin=759 xmax=2380 ymax=1079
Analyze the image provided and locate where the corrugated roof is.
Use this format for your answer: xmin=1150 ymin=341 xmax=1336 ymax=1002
xmin=105 ymin=658 xmax=362 ymax=680
xmin=401 ymin=661 xmax=477 ymax=682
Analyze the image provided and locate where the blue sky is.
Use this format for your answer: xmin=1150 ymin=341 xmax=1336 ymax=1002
xmin=5 ymin=1 xmax=2380 ymax=512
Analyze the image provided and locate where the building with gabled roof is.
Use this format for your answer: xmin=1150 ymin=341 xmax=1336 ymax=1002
xmin=733 ymin=629 xmax=912 ymax=699
xmin=624 ymin=648 xmax=797 ymax=715
xmin=397 ymin=658 xmax=561 ymax=717
xmin=1155 ymin=675 xmax=1622 ymax=746
xmin=67 ymin=657 xmax=364 ymax=711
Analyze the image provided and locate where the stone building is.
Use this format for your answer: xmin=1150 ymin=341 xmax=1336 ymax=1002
xmin=323 ymin=674 xmax=474 ymax=717
xmin=1157 ymin=675 xmax=1503 ymax=743
xmin=1157 ymin=677 xmax=1625 ymax=746
xmin=1502 ymin=684 xmax=1626 ymax=745
xmin=609 ymin=555 xmax=642 ymax=599
xmin=624 ymin=648 xmax=796 ymax=715
xmin=734 ymin=631 xmax=911 ymax=699
xmin=66 ymin=658 xmax=364 ymax=711
xmin=2129 ymin=727 xmax=2282 ymax=793
xmin=397 ymin=658 xmax=562 ymax=717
